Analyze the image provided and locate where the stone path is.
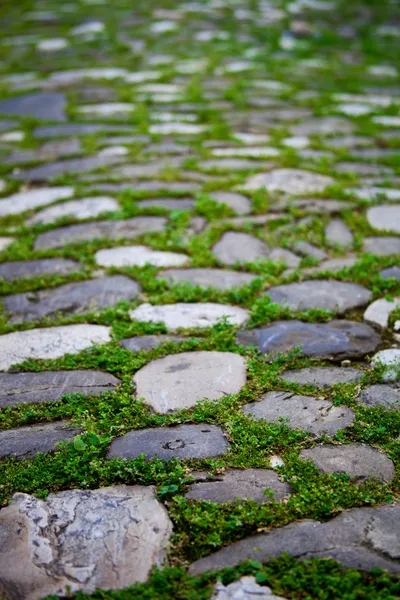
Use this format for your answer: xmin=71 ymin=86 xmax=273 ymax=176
xmin=0 ymin=0 xmax=399 ymax=597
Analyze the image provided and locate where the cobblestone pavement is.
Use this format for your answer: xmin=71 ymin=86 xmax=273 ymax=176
xmin=0 ymin=0 xmax=399 ymax=598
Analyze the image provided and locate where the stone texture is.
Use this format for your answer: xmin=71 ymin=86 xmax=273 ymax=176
xmin=0 ymin=420 xmax=79 ymax=458
xmin=34 ymin=217 xmax=166 ymax=250
xmin=14 ymin=154 xmax=125 ymax=182
xmin=4 ymin=139 xmax=82 ymax=166
xmin=367 ymin=205 xmax=400 ymax=234
xmin=130 ymin=303 xmax=248 ymax=330
xmin=290 ymin=117 xmax=354 ymax=136
xmin=213 ymin=232 xmax=269 ymax=265
xmin=96 ymin=246 xmax=189 ymax=268
xmin=121 ymin=335 xmax=190 ymax=352
xmin=371 ymin=349 xmax=400 ymax=382
xmin=266 ymin=280 xmax=372 ymax=314
xmin=107 ymin=424 xmax=228 ymax=460
xmin=0 ymin=237 xmax=14 ymax=252
xmin=212 ymin=576 xmax=287 ymax=600
xmin=0 ymin=325 xmax=111 ymax=371
xmin=0 ymin=187 xmax=74 ymax=217
xmin=241 ymin=169 xmax=334 ymax=195
xmin=359 ymin=384 xmax=400 ymax=409
xmin=269 ymin=248 xmax=301 ymax=268
xmin=236 ymin=320 xmax=381 ymax=360
xmin=0 ymin=370 xmax=120 ymax=408
xmin=27 ymin=196 xmax=118 ymax=225
xmin=0 ymin=486 xmax=172 ymax=599
xmin=133 ymin=351 xmax=246 ymax=413
xmin=190 ymin=503 xmax=400 ymax=575
xmin=243 ymin=391 xmax=354 ymax=437
xmin=0 ymin=258 xmax=79 ymax=281
xmin=158 ymin=268 xmax=257 ymax=290
xmin=292 ymin=241 xmax=327 ymax=261
xmin=185 ymin=469 xmax=290 ymax=503
xmin=210 ymin=191 xmax=252 ymax=215
xmin=380 ymin=267 xmax=400 ymax=281
xmin=300 ymin=444 xmax=395 ymax=481
xmin=364 ymin=297 xmax=400 ymax=329
xmin=325 ymin=219 xmax=353 ymax=247
xmin=280 ymin=367 xmax=363 ymax=387
xmin=33 ymin=123 xmax=134 ymax=138
xmin=0 ymin=92 xmax=66 ymax=121
xmin=4 ymin=276 xmax=141 ymax=323
xmin=363 ymin=237 xmax=400 ymax=256
xmin=137 ymin=198 xmax=194 ymax=210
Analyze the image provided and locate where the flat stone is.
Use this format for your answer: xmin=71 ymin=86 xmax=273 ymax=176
xmin=211 ymin=147 xmax=280 ymax=158
xmin=213 ymin=232 xmax=270 ymax=265
xmin=133 ymin=351 xmax=246 ymax=413
xmin=0 ymin=186 xmax=74 ymax=217
xmin=281 ymin=367 xmax=363 ymax=387
xmin=371 ymin=349 xmax=400 ymax=382
xmin=27 ymin=196 xmax=118 ymax=225
xmin=34 ymin=217 xmax=166 ymax=250
xmin=0 ymin=485 xmax=172 ymax=598
xmin=286 ymin=198 xmax=353 ymax=214
xmin=364 ymin=297 xmax=400 ymax=329
xmin=236 ymin=320 xmax=381 ymax=360
xmin=0 ymin=237 xmax=15 ymax=252
xmin=336 ymin=162 xmax=394 ymax=175
xmin=380 ymin=267 xmax=400 ymax=281
xmin=349 ymin=187 xmax=400 ymax=203
xmin=121 ymin=335 xmax=190 ymax=352
xmin=243 ymin=391 xmax=354 ymax=437
xmin=199 ymin=158 xmax=273 ymax=171
xmin=269 ymin=248 xmax=301 ymax=268
xmin=96 ymin=246 xmax=188 ymax=268
xmin=212 ymin=576 xmax=287 ymax=600
xmin=14 ymin=154 xmax=125 ymax=182
xmin=359 ymin=384 xmax=400 ymax=409
xmin=149 ymin=123 xmax=205 ymax=135
xmin=303 ymin=257 xmax=358 ymax=275
xmin=0 ymin=420 xmax=79 ymax=458
xmin=292 ymin=241 xmax=327 ymax=261
xmin=186 ymin=468 xmax=290 ymax=503
xmin=241 ymin=169 xmax=334 ymax=195
xmin=0 ymin=119 xmax=18 ymax=132
xmin=0 ymin=258 xmax=79 ymax=281
xmin=191 ymin=502 xmax=400 ymax=575
xmin=158 ymin=268 xmax=257 ymax=290
xmin=209 ymin=191 xmax=252 ymax=215
xmin=290 ymin=117 xmax=354 ymax=136
xmin=137 ymin=198 xmax=195 ymax=210
xmin=367 ymin=205 xmax=400 ymax=234
xmin=300 ymin=444 xmax=395 ymax=481
xmin=4 ymin=139 xmax=82 ymax=166
xmin=48 ymin=68 xmax=128 ymax=85
xmin=364 ymin=237 xmax=400 ymax=256
xmin=33 ymin=123 xmax=134 ymax=138
xmin=4 ymin=276 xmax=141 ymax=323
xmin=0 ymin=92 xmax=66 ymax=122
xmin=107 ymin=424 xmax=228 ymax=460
xmin=130 ymin=303 xmax=249 ymax=330
xmin=325 ymin=219 xmax=353 ymax=247
xmin=0 ymin=325 xmax=111 ymax=371
xmin=266 ymin=280 xmax=372 ymax=314
xmin=0 ymin=370 xmax=119 ymax=408
xmin=77 ymin=103 xmax=134 ymax=116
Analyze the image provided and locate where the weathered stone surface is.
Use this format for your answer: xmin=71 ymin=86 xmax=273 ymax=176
xmin=290 ymin=117 xmax=354 ymax=136
xmin=4 ymin=139 xmax=82 ymax=166
xmin=241 ymin=169 xmax=334 ymax=195
xmin=0 ymin=237 xmax=15 ymax=252
xmin=0 ymin=486 xmax=172 ymax=599
xmin=185 ymin=469 xmax=290 ymax=503
xmin=303 ymin=257 xmax=358 ymax=275
xmin=137 ymin=198 xmax=195 ymax=210
xmin=286 ymin=198 xmax=353 ymax=214
xmin=0 ymin=258 xmax=79 ymax=281
xmin=371 ymin=349 xmax=400 ymax=382
xmin=190 ymin=504 xmax=400 ymax=575
xmin=266 ymin=280 xmax=372 ymax=314
xmin=0 ymin=186 xmax=74 ymax=217
xmin=292 ymin=241 xmax=327 ymax=261
xmin=107 ymin=424 xmax=228 ymax=460
xmin=210 ymin=191 xmax=252 ymax=215
xmin=281 ymin=367 xmax=363 ymax=387
xmin=236 ymin=320 xmax=381 ymax=360
xmin=0 ymin=325 xmax=111 ymax=371
xmin=0 ymin=370 xmax=119 ymax=408
xmin=199 ymin=158 xmax=273 ymax=171
xmin=34 ymin=217 xmax=166 ymax=249
xmin=363 ymin=237 xmax=400 ymax=256
xmin=121 ymin=335 xmax=191 ymax=352
xmin=96 ymin=246 xmax=189 ymax=268
xmin=4 ymin=276 xmax=141 ymax=323
xmin=300 ymin=444 xmax=395 ymax=481
xmin=364 ymin=297 xmax=400 ymax=329
xmin=243 ymin=391 xmax=354 ymax=437
xmin=28 ymin=196 xmax=118 ymax=225
xmin=269 ymin=248 xmax=301 ymax=268
xmin=0 ymin=420 xmax=79 ymax=458
xmin=213 ymin=232 xmax=270 ymax=265
xmin=359 ymin=384 xmax=400 ymax=409
xmin=380 ymin=267 xmax=400 ymax=281
xmin=325 ymin=219 xmax=353 ymax=247
xmin=212 ymin=576 xmax=287 ymax=600
xmin=133 ymin=351 xmax=246 ymax=413
xmin=0 ymin=92 xmax=66 ymax=121
xmin=14 ymin=154 xmax=125 ymax=182
xmin=33 ymin=123 xmax=134 ymax=138
xmin=158 ymin=268 xmax=257 ymax=290
xmin=130 ymin=303 xmax=248 ymax=330
xmin=367 ymin=205 xmax=400 ymax=234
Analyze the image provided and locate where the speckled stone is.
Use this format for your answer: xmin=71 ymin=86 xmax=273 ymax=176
xmin=0 ymin=420 xmax=80 ymax=458
xmin=359 ymin=384 xmax=400 ymax=409
xmin=0 ymin=258 xmax=79 ymax=281
xmin=280 ymin=367 xmax=363 ymax=387
xmin=158 ymin=268 xmax=257 ymax=290
xmin=130 ymin=303 xmax=248 ymax=330
xmin=212 ymin=232 xmax=270 ymax=265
